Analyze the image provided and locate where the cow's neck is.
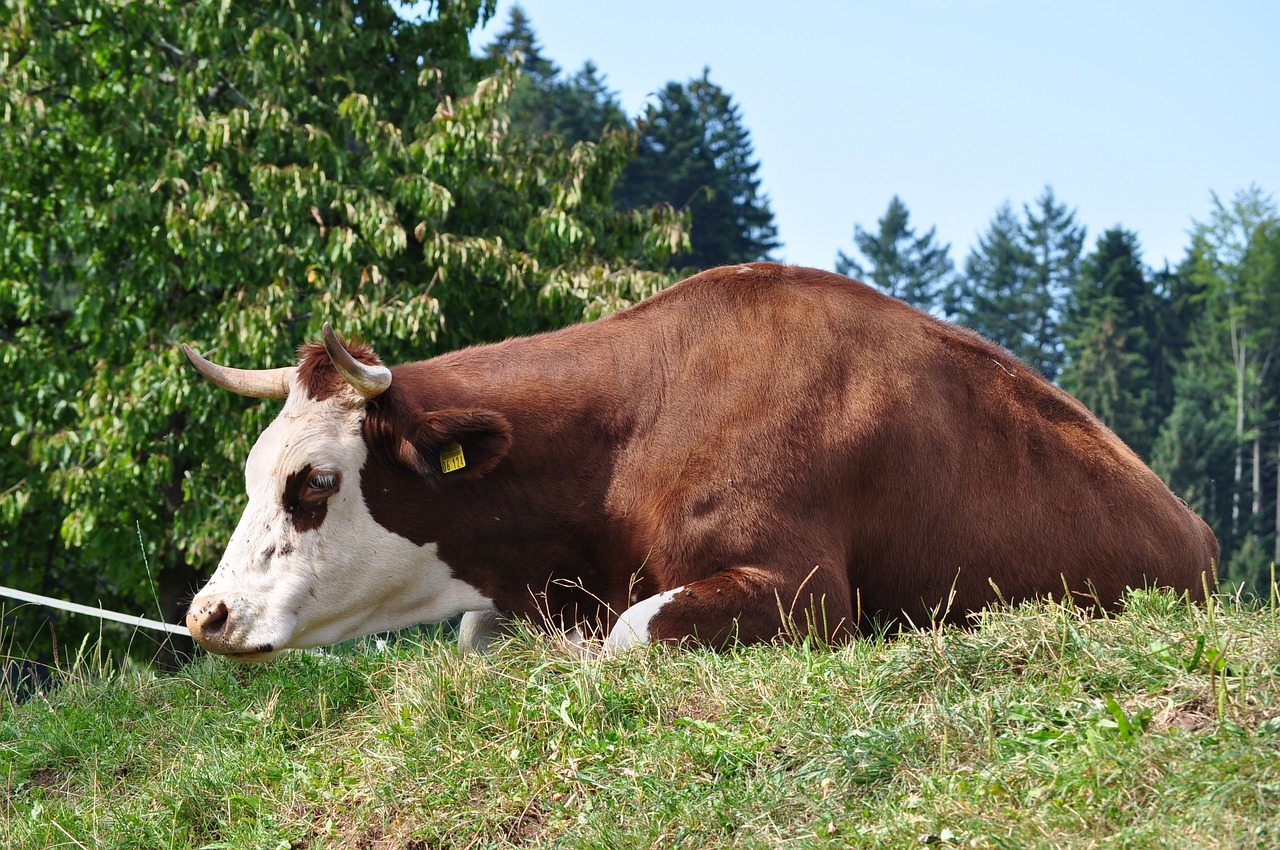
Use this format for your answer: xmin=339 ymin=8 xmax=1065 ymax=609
xmin=371 ymin=323 xmax=653 ymax=627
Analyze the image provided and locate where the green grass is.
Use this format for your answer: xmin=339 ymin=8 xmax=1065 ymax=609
xmin=3 ymin=589 xmax=1280 ymax=849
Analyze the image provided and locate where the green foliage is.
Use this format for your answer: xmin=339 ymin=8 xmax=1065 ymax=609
xmin=835 ymin=195 xmax=955 ymax=313
xmin=483 ymin=2 xmax=558 ymax=86
xmin=4 ymin=591 xmax=1280 ymax=848
xmin=1060 ymin=228 xmax=1159 ymax=459
xmin=616 ymin=68 xmax=779 ymax=271
xmin=1021 ymin=187 xmax=1086 ymax=381
xmin=946 ymin=201 xmax=1034 ymax=354
xmin=1151 ymin=333 xmax=1239 ymax=546
xmin=1157 ymin=187 xmax=1280 ymax=590
xmin=947 ymin=189 xmax=1082 ymax=380
xmin=483 ymin=7 xmax=628 ymax=146
xmin=0 ymin=0 xmax=684 ymax=664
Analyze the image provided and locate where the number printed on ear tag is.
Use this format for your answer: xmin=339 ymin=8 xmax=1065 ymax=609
xmin=440 ymin=442 xmax=466 ymax=473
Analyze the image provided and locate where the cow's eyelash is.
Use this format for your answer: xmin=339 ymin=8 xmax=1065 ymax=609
xmin=308 ymin=473 xmax=338 ymax=491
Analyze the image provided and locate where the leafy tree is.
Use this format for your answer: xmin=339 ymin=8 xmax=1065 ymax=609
xmin=0 ymin=0 xmax=685 ymax=666
xmin=1153 ymin=187 xmax=1280 ymax=593
xmin=1187 ymin=188 xmax=1280 ymax=569
xmin=616 ymin=69 xmax=779 ymax=270
xmin=835 ymin=195 xmax=954 ymax=313
xmin=1060 ymin=228 xmax=1159 ymax=458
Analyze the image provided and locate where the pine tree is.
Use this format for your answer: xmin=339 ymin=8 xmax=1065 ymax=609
xmin=549 ymin=61 xmax=628 ymax=144
xmin=1060 ymin=228 xmax=1158 ymax=458
xmin=483 ymin=3 xmax=561 ymax=136
xmin=947 ymin=190 xmax=1082 ymax=379
xmin=1149 ymin=261 xmax=1205 ymax=424
xmin=484 ymin=3 xmax=557 ymax=84
xmin=946 ymin=202 xmax=1035 ymax=360
xmin=616 ymin=69 xmax=779 ymax=269
xmin=1022 ymin=187 xmax=1085 ymax=381
xmin=1151 ymin=336 xmax=1239 ymax=568
xmin=836 ymin=196 xmax=954 ymax=313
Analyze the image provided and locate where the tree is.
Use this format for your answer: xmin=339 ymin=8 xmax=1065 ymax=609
xmin=1153 ymin=187 xmax=1280 ymax=593
xmin=1021 ymin=187 xmax=1085 ymax=381
xmin=0 ymin=0 xmax=686 ymax=666
xmin=1148 ymin=261 xmax=1205 ymax=427
xmin=1188 ymin=188 xmax=1280 ymax=572
xmin=484 ymin=8 xmax=626 ymax=145
xmin=482 ymin=3 xmax=557 ymax=138
xmin=484 ymin=2 xmax=557 ymax=85
xmin=549 ymin=61 xmax=629 ymax=144
xmin=616 ymin=69 xmax=779 ymax=270
xmin=1151 ymin=342 xmax=1238 ymax=575
xmin=946 ymin=202 xmax=1035 ymax=360
xmin=1060 ymin=228 xmax=1160 ymax=459
xmin=946 ymin=190 xmax=1082 ymax=379
xmin=835 ymin=196 xmax=954 ymax=313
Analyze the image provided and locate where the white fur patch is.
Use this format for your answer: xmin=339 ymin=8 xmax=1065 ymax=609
xmin=603 ymin=586 xmax=685 ymax=654
xmin=190 ymin=374 xmax=492 ymax=655
xmin=457 ymin=609 xmax=508 ymax=655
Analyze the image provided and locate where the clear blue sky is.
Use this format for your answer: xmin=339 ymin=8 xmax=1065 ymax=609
xmin=462 ymin=1 xmax=1278 ymax=273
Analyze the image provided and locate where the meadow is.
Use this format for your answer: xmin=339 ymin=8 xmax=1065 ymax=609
xmin=3 ymin=588 xmax=1279 ymax=849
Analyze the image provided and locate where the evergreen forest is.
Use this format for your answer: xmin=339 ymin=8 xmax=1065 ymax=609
xmin=1 ymin=2 xmax=1276 ymax=670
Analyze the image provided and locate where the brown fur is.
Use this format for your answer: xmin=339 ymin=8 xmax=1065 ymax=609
xmin=303 ymin=263 xmax=1218 ymax=646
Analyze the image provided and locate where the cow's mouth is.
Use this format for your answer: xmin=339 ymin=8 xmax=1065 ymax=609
xmin=224 ymin=644 xmax=279 ymax=663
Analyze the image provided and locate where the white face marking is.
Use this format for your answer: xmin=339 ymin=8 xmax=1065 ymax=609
xmin=188 ymin=375 xmax=491 ymax=659
xmin=603 ymin=586 xmax=685 ymax=654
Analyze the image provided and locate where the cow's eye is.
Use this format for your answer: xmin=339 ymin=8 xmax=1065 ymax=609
xmin=303 ymin=470 xmax=340 ymax=499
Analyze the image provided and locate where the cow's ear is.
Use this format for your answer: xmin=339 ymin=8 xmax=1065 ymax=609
xmin=400 ymin=408 xmax=513 ymax=479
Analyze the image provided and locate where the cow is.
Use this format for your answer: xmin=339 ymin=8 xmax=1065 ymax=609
xmin=182 ymin=263 xmax=1218 ymax=661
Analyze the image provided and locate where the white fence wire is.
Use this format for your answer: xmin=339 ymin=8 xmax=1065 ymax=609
xmin=0 ymin=585 xmax=191 ymax=637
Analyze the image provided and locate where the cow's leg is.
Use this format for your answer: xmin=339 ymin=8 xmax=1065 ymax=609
xmin=603 ymin=565 xmax=852 ymax=653
xmin=457 ymin=609 xmax=510 ymax=655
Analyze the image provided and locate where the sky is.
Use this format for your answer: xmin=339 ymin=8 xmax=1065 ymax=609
xmin=462 ymin=1 xmax=1280 ymax=273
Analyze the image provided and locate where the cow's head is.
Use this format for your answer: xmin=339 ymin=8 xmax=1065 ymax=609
xmin=182 ymin=326 xmax=496 ymax=661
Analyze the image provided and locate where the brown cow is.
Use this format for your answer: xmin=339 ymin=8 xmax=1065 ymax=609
xmin=183 ymin=263 xmax=1217 ymax=660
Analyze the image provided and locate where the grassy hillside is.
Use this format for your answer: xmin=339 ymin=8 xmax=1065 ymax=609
xmin=3 ymin=589 xmax=1279 ymax=849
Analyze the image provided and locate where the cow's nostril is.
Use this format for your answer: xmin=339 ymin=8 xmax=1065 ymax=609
xmin=205 ymin=600 xmax=230 ymax=637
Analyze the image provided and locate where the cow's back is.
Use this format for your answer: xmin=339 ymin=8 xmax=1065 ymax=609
xmin=601 ymin=264 xmax=1215 ymax=627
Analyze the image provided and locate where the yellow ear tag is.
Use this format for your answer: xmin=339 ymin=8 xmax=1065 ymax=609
xmin=440 ymin=442 xmax=466 ymax=474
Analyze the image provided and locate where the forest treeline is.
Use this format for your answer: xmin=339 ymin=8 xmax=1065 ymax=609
xmin=0 ymin=2 xmax=1275 ymax=667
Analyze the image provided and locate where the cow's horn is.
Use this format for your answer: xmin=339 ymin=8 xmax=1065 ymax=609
xmin=322 ymin=323 xmax=392 ymax=399
xmin=182 ymin=344 xmax=293 ymax=399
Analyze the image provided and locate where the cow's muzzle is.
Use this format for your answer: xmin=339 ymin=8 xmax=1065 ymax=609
xmin=186 ymin=595 xmax=277 ymax=661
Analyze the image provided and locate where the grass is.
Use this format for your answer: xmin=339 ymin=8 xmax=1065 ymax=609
xmin=3 ymin=588 xmax=1280 ymax=849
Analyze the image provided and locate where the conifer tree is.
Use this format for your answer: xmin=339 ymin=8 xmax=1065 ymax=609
xmin=1060 ymin=229 xmax=1158 ymax=458
xmin=616 ymin=69 xmax=779 ymax=269
xmin=836 ymin=196 xmax=954 ymax=313
xmin=549 ymin=61 xmax=628 ymax=144
xmin=484 ymin=3 xmax=561 ymax=137
xmin=948 ymin=190 xmax=1082 ymax=379
xmin=1022 ymin=187 xmax=1085 ymax=381
xmin=946 ymin=203 xmax=1034 ymax=360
